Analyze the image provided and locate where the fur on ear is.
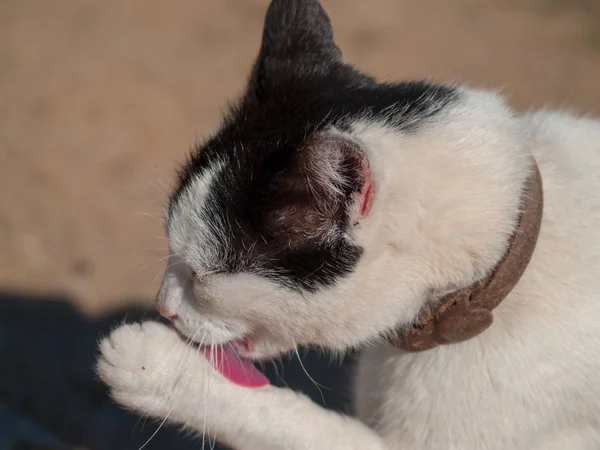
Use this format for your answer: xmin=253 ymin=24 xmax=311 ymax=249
xmin=248 ymin=0 xmax=359 ymax=102
xmin=258 ymin=134 xmax=366 ymax=248
xmin=259 ymin=0 xmax=342 ymax=61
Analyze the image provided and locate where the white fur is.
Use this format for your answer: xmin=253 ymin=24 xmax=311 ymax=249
xmin=168 ymin=158 xmax=227 ymax=271
xmin=98 ymin=88 xmax=600 ymax=449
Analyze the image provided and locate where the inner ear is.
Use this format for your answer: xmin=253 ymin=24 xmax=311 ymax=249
xmin=261 ymin=134 xmax=373 ymax=247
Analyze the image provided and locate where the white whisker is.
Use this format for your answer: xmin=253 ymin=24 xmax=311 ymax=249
xmin=133 ymin=211 xmax=164 ymax=222
xmin=293 ymin=344 xmax=330 ymax=406
xmin=137 ymin=410 xmax=173 ymax=450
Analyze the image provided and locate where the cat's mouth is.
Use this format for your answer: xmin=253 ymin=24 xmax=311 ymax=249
xmin=198 ymin=337 xmax=270 ymax=388
xmin=168 ymin=315 xmax=275 ymax=388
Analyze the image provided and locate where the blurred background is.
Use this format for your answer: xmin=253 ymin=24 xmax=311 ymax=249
xmin=1 ymin=0 xmax=600 ymax=448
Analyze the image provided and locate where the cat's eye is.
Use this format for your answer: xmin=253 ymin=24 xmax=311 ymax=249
xmin=190 ymin=268 xmax=226 ymax=281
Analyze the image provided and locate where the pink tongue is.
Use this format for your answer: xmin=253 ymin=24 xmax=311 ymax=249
xmin=203 ymin=345 xmax=270 ymax=388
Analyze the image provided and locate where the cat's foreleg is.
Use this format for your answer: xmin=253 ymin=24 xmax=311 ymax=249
xmin=97 ymin=321 xmax=387 ymax=450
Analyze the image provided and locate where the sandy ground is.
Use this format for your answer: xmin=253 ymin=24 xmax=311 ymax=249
xmin=1 ymin=1 xmax=600 ymax=449
xmin=2 ymin=0 xmax=600 ymax=316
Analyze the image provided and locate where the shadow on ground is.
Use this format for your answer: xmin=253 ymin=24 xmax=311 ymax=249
xmin=0 ymin=291 xmax=355 ymax=450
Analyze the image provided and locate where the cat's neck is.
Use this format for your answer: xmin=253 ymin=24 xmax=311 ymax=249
xmin=344 ymin=88 xmax=537 ymax=334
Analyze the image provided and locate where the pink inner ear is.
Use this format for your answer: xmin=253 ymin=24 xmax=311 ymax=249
xmin=354 ymin=156 xmax=375 ymax=219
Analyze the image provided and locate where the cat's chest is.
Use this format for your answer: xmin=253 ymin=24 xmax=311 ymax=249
xmin=352 ymin=334 xmax=579 ymax=450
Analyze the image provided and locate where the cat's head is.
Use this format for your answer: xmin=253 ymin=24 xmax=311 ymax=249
xmin=157 ymin=0 xmax=529 ymax=359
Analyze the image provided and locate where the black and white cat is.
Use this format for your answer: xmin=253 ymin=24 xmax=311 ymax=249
xmin=97 ymin=1 xmax=600 ymax=448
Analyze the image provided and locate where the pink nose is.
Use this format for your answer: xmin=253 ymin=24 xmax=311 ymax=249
xmin=156 ymin=303 xmax=178 ymax=322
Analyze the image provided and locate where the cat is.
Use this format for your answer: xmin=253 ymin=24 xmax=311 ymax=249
xmin=97 ymin=0 xmax=600 ymax=448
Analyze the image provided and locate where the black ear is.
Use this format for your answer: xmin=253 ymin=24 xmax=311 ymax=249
xmin=259 ymin=0 xmax=341 ymax=62
xmin=258 ymin=134 xmax=365 ymax=249
xmin=248 ymin=0 xmax=343 ymax=102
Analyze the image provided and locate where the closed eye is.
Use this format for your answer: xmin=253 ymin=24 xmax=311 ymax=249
xmin=191 ymin=268 xmax=226 ymax=280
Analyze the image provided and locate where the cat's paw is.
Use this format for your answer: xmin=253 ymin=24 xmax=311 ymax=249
xmin=97 ymin=321 xmax=207 ymax=419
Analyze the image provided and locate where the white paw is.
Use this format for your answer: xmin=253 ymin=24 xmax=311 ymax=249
xmin=97 ymin=321 xmax=213 ymax=420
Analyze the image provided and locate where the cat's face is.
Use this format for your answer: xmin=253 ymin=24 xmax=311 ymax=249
xmin=156 ymin=0 xmax=523 ymax=359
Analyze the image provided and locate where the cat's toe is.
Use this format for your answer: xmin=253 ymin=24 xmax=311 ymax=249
xmin=97 ymin=321 xmax=188 ymax=400
xmin=96 ymin=321 xmax=197 ymax=418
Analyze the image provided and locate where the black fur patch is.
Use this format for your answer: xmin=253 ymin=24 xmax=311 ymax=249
xmin=167 ymin=0 xmax=458 ymax=292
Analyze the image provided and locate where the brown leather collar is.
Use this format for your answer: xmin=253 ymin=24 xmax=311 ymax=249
xmin=389 ymin=160 xmax=544 ymax=351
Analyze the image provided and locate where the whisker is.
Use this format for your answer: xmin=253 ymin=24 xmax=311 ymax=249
xmin=141 ymin=414 xmax=149 ymax=432
xmin=293 ymin=344 xmax=330 ymax=406
xmin=136 ymin=262 xmax=154 ymax=274
xmin=132 ymin=412 xmax=147 ymax=433
xmin=137 ymin=409 xmax=173 ymax=450
xmin=269 ymin=359 xmax=280 ymax=383
xmin=277 ymin=355 xmax=286 ymax=381
xmin=151 ymin=259 xmax=183 ymax=284
xmin=184 ymin=328 xmax=210 ymax=450
xmin=133 ymin=211 xmax=164 ymax=222
xmin=227 ymin=342 xmax=251 ymax=381
xmin=138 ymin=326 xmax=185 ymax=449
xmin=163 ymin=328 xmax=199 ymax=391
xmin=204 ymin=339 xmax=219 ymax=450
xmin=111 ymin=183 xmax=168 ymax=207
xmin=141 ymin=326 xmax=204 ymax=449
